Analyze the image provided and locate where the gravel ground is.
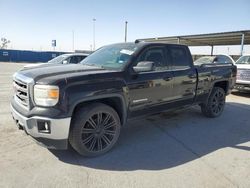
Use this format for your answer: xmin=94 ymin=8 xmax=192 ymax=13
xmin=0 ymin=62 xmax=250 ymax=188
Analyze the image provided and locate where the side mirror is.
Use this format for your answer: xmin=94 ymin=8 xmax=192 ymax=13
xmin=133 ymin=61 xmax=154 ymax=73
xmin=213 ymin=57 xmax=218 ymax=63
xmin=62 ymin=60 xmax=68 ymax=64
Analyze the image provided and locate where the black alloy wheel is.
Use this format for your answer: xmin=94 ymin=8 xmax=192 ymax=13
xmin=210 ymin=89 xmax=225 ymax=115
xmin=69 ymin=103 xmax=121 ymax=157
xmin=201 ymin=87 xmax=226 ymax=118
xmin=81 ymin=112 xmax=117 ymax=152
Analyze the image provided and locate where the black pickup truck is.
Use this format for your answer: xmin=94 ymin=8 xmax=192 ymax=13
xmin=11 ymin=42 xmax=237 ymax=156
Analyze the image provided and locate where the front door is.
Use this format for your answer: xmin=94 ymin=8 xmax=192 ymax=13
xmin=127 ymin=45 xmax=174 ymax=117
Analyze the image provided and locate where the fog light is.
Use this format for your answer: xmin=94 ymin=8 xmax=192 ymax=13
xmin=37 ymin=120 xmax=51 ymax=134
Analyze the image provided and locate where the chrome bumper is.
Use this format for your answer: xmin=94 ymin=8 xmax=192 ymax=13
xmin=11 ymin=105 xmax=71 ymax=149
xmin=235 ymin=83 xmax=250 ymax=91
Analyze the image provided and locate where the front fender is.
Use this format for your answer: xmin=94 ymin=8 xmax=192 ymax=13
xmin=63 ymin=79 xmax=129 ymax=125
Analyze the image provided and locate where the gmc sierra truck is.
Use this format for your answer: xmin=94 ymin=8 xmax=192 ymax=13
xmin=11 ymin=42 xmax=237 ymax=157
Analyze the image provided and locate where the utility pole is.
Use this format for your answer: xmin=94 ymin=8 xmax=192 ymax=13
xmin=93 ymin=18 xmax=96 ymax=51
xmin=125 ymin=21 xmax=128 ymax=42
xmin=72 ymin=30 xmax=75 ymax=52
xmin=240 ymin=33 xmax=245 ymax=56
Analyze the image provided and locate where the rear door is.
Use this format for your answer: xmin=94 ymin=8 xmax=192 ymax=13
xmin=168 ymin=45 xmax=197 ymax=104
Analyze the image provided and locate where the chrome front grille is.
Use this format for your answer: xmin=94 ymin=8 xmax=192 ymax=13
xmin=12 ymin=72 xmax=34 ymax=109
xmin=13 ymin=79 xmax=29 ymax=107
xmin=237 ymin=69 xmax=250 ymax=81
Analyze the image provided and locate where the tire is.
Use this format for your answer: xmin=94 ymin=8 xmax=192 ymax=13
xmin=201 ymin=87 xmax=226 ymax=118
xmin=69 ymin=103 xmax=121 ymax=157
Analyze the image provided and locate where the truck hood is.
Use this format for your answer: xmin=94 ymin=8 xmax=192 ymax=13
xmin=23 ymin=63 xmax=45 ymax=68
xmin=18 ymin=64 xmax=113 ymax=81
xmin=22 ymin=63 xmax=57 ymax=69
xmin=235 ymin=64 xmax=250 ymax=69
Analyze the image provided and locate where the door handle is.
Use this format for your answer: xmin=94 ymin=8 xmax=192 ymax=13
xmin=163 ymin=76 xmax=173 ymax=81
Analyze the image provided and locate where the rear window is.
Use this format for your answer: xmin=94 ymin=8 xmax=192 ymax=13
xmin=169 ymin=47 xmax=190 ymax=69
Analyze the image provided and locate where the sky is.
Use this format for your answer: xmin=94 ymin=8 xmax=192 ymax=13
xmin=0 ymin=0 xmax=250 ymax=54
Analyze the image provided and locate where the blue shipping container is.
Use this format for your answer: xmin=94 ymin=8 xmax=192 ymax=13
xmin=0 ymin=49 xmax=68 ymax=63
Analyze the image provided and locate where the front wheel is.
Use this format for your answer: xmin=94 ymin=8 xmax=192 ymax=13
xmin=69 ymin=103 xmax=121 ymax=157
xmin=201 ymin=87 xmax=226 ymax=118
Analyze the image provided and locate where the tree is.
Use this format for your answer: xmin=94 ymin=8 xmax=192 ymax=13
xmin=0 ymin=38 xmax=10 ymax=49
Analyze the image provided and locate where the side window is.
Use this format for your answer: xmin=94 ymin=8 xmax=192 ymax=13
xmin=69 ymin=56 xmax=79 ymax=64
xmin=79 ymin=55 xmax=86 ymax=61
xmin=216 ymin=55 xmax=232 ymax=64
xmin=169 ymin=47 xmax=190 ymax=70
xmin=216 ymin=56 xmax=225 ymax=63
xmin=222 ymin=56 xmax=233 ymax=64
xmin=63 ymin=57 xmax=70 ymax=64
xmin=137 ymin=47 xmax=168 ymax=71
xmin=75 ymin=56 xmax=81 ymax=63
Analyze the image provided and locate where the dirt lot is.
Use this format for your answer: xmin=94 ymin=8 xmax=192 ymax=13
xmin=0 ymin=62 xmax=250 ymax=188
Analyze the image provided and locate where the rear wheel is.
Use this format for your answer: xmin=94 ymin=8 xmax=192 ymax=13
xmin=201 ymin=87 xmax=226 ymax=118
xmin=69 ymin=103 xmax=121 ymax=157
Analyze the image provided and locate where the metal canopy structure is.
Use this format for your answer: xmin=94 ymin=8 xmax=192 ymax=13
xmin=136 ymin=30 xmax=250 ymax=55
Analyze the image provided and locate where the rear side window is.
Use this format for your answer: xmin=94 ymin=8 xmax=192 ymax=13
xmin=169 ymin=47 xmax=190 ymax=70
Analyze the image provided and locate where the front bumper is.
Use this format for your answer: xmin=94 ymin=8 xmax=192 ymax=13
xmin=11 ymin=105 xmax=71 ymax=149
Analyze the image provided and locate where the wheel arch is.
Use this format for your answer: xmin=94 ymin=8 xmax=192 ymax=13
xmin=213 ymin=80 xmax=229 ymax=94
xmin=70 ymin=94 xmax=127 ymax=126
xmin=202 ymin=80 xmax=229 ymax=106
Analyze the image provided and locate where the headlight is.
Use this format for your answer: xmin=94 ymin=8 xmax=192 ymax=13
xmin=34 ymin=85 xmax=59 ymax=106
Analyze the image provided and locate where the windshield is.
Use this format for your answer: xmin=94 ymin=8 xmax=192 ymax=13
xmin=48 ymin=55 xmax=67 ymax=64
xmin=236 ymin=56 xmax=250 ymax=64
xmin=80 ymin=43 xmax=139 ymax=70
xmin=194 ymin=56 xmax=215 ymax=65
